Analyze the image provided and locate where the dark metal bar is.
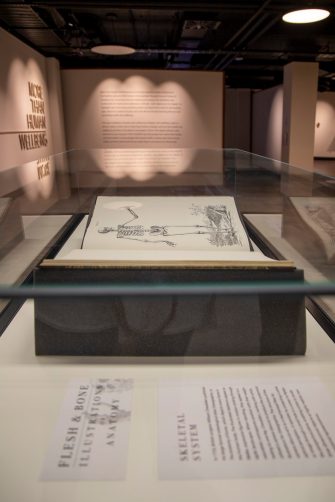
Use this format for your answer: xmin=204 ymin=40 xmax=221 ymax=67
xmin=1 ymin=282 xmax=335 ymax=298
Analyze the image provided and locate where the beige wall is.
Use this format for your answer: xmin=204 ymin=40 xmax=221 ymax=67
xmin=0 ymin=28 xmax=67 ymax=206
xmin=224 ymin=88 xmax=251 ymax=151
xmin=0 ymin=28 xmax=53 ymax=170
xmin=251 ymin=82 xmax=335 ymax=164
xmin=314 ymin=92 xmax=335 ymax=158
xmin=61 ymin=69 xmax=223 ymax=149
xmin=252 ymin=86 xmax=283 ymax=162
xmin=281 ymin=62 xmax=318 ymax=170
xmin=45 ymin=57 xmax=67 ymax=155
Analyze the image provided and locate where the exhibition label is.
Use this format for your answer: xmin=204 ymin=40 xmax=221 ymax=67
xmin=158 ymin=378 xmax=335 ymax=479
xmin=41 ymin=378 xmax=133 ymax=480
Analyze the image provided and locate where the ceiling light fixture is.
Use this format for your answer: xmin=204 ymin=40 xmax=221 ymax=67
xmin=282 ymin=8 xmax=330 ymax=24
xmin=91 ymin=45 xmax=136 ymax=55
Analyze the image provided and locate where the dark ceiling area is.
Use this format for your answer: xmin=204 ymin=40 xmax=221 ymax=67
xmin=1 ymin=0 xmax=335 ymax=91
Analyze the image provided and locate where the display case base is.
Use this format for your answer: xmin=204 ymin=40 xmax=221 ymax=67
xmin=34 ymin=264 xmax=306 ymax=357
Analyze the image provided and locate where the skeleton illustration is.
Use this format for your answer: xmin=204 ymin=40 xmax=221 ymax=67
xmin=98 ymin=204 xmax=242 ymax=248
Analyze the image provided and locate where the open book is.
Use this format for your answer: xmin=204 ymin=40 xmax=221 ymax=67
xmin=48 ymin=195 xmax=295 ymax=268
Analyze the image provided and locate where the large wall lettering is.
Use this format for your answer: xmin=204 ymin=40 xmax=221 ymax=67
xmin=18 ymin=81 xmax=48 ymax=151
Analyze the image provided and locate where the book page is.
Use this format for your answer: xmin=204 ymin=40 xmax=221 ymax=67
xmin=82 ymin=196 xmax=251 ymax=255
xmin=59 ymin=249 xmax=273 ymax=263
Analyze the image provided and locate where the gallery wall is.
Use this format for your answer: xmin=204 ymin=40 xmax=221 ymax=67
xmin=2 ymin=22 xmax=333 ymax=197
xmin=1 ymin=33 xmax=224 ymax=194
xmin=61 ymin=69 xmax=223 ymax=150
xmin=0 ymin=27 xmax=66 ymax=205
xmin=314 ymin=92 xmax=335 ymax=158
xmin=252 ymin=85 xmax=335 ymax=161
xmin=224 ymin=89 xmax=251 ymax=152
xmin=0 ymin=28 xmax=66 ymax=168
xmin=251 ymin=86 xmax=283 ymax=162
xmin=60 ymin=69 xmax=224 ymax=186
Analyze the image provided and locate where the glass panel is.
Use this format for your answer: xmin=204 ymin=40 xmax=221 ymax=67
xmin=0 ymin=148 xmax=334 ymax=335
xmin=240 ymin=151 xmax=335 ymax=327
xmin=0 ymin=152 xmax=79 ymax=315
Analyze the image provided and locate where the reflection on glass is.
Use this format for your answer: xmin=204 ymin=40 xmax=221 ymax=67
xmin=0 ymin=148 xmax=334 ymax=330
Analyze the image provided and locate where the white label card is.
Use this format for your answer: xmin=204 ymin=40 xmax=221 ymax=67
xmin=158 ymin=378 xmax=335 ymax=479
xmin=41 ymin=378 xmax=133 ymax=480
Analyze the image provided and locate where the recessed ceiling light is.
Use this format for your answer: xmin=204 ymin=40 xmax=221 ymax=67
xmin=91 ymin=45 xmax=136 ymax=55
xmin=282 ymin=8 xmax=330 ymax=24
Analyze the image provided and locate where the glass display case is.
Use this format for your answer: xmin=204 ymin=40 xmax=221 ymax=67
xmin=2 ymin=148 xmax=335 ymax=502
xmin=0 ymin=148 xmax=334 ymax=343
